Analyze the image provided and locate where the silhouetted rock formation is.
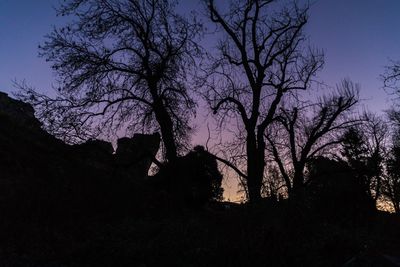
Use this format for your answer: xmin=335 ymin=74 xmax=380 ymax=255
xmin=0 ymin=91 xmax=41 ymax=129
xmin=0 ymin=92 xmax=160 ymax=220
xmin=153 ymin=146 xmax=223 ymax=209
xmin=116 ymin=134 xmax=160 ymax=179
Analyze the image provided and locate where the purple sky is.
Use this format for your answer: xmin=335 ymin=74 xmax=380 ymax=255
xmin=1 ymin=0 xmax=400 ymax=201
xmin=1 ymin=0 xmax=399 ymax=110
xmin=306 ymin=0 xmax=400 ymax=111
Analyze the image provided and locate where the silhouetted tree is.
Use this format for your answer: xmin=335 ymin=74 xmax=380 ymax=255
xmin=362 ymin=114 xmax=387 ymax=203
xmin=202 ymin=0 xmax=323 ymax=202
xmin=341 ymin=113 xmax=387 ymax=204
xmin=261 ymin=165 xmax=284 ymax=200
xmin=18 ymin=0 xmax=201 ymax=162
xmin=382 ymin=59 xmax=400 ymax=93
xmin=307 ymin=157 xmax=375 ymax=221
xmin=383 ymin=128 xmax=400 ymax=213
xmin=341 ymin=127 xmax=367 ymax=165
xmin=267 ymin=80 xmax=359 ymax=196
xmin=379 ymin=60 xmax=400 ymax=212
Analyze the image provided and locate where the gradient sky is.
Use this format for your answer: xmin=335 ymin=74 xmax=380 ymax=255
xmin=1 ymin=0 xmax=400 ymax=199
xmin=1 ymin=0 xmax=400 ymax=109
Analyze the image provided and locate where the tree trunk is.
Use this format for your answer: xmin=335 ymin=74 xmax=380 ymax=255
xmin=246 ymin=131 xmax=265 ymax=203
xmin=148 ymin=79 xmax=178 ymax=162
xmin=373 ymin=174 xmax=382 ymax=205
xmin=247 ymin=163 xmax=263 ymax=202
xmin=292 ymin=171 xmax=304 ymax=192
xmin=153 ymin=100 xmax=178 ymax=162
xmin=292 ymin=162 xmax=307 ymax=193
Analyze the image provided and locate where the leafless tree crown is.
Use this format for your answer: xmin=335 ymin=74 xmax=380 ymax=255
xmin=18 ymin=0 xmax=201 ymax=160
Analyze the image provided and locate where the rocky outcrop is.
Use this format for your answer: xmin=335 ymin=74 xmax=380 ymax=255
xmin=0 ymin=91 xmax=41 ymax=129
xmin=152 ymin=146 xmax=223 ymax=209
xmin=0 ymin=91 xmax=160 ymax=220
xmin=116 ymin=134 xmax=160 ymax=179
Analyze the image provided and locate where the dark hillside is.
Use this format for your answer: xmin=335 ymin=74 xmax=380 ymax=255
xmin=0 ymin=91 xmax=160 ymax=221
xmin=0 ymin=92 xmax=399 ymax=266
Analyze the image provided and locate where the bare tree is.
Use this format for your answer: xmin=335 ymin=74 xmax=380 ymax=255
xmin=266 ymin=80 xmax=359 ymax=196
xmin=339 ymin=112 xmax=388 ymax=207
xmin=362 ymin=113 xmax=388 ymax=203
xmin=17 ymin=0 xmax=201 ymax=162
xmin=382 ymin=59 xmax=400 ymax=93
xmin=202 ymin=0 xmax=323 ymax=202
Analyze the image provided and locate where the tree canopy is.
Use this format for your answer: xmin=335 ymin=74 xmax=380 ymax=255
xmin=19 ymin=0 xmax=201 ymax=161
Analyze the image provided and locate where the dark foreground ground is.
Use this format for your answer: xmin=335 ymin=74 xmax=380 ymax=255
xmin=1 ymin=203 xmax=399 ymax=267
xmin=1 ymin=93 xmax=399 ymax=266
